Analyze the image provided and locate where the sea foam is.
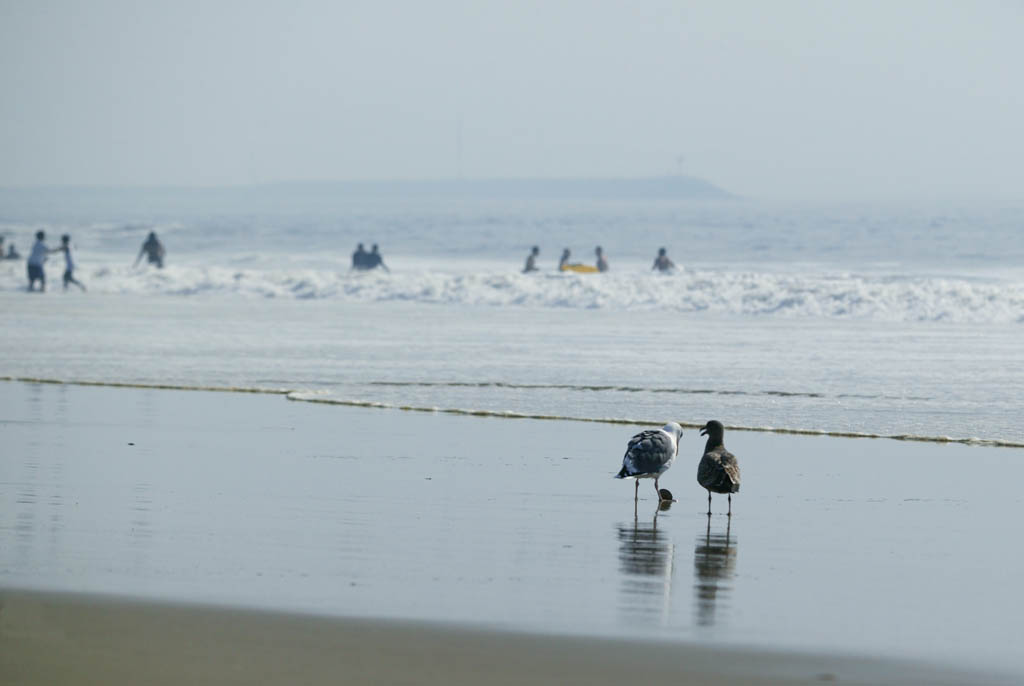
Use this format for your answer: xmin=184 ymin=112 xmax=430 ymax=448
xmin=2 ymin=259 xmax=1021 ymax=323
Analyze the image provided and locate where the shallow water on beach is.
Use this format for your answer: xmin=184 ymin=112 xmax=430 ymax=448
xmin=3 ymin=295 xmax=1023 ymax=446
xmin=2 ymin=381 xmax=1022 ymax=676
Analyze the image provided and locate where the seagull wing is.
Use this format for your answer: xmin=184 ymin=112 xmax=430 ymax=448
xmin=719 ymin=449 xmax=741 ymax=491
xmin=619 ymin=429 xmax=675 ymax=477
xmin=697 ymin=447 xmax=741 ymax=493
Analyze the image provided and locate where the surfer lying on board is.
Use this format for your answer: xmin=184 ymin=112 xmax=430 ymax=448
xmin=558 ymin=247 xmax=601 ymax=273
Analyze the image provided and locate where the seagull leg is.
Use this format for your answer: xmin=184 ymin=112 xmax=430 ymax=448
xmin=654 ymin=477 xmax=662 ymax=500
xmin=728 ymin=493 xmax=732 ymax=517
xmin=706 ymin=489 xmax=712 ymax=515
xmin=634 ymin=479 xmax=639 ymax=500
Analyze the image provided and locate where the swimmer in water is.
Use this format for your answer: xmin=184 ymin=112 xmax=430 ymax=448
xmin=352 ymin=243 xmax=369 ymax=270
xmin=134 ymin=231 xmax=165 ymax=268
xmin=652 ymin=247 xmax=676 ymax=272
xmin=523 ymin=246 xmax=540 ymax=273
xmin=366 ymin=244 xmax=390 ymax=272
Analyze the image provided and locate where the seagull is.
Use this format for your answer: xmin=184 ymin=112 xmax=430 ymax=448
xmin=615 ymin=422 xmax=684 ymax=501
xmin=697 ymin=420 xmax=741 ymax=515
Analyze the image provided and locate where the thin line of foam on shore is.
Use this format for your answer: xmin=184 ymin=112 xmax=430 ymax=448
xmin=285 ymin=392 xmax=1024 ymax=449
xmin=366 ymin=380 xmax=932 ymax=402
xmin=4 ymin=376 xmax=1021 ymax=449
xmin=369 ymin=380 xmax=828 ymax=398
xmin=0 ymin=376 xmax=291 ymax=395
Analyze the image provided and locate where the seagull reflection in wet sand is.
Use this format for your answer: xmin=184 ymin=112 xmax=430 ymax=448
xmin=693 ymin=516 xmax=737 ymax=628
xmin=616 ymin=500 xmax=676 ymax=624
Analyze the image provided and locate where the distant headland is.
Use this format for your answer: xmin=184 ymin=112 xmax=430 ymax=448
xmin=270 ymin=175 xmax=733 ymax=200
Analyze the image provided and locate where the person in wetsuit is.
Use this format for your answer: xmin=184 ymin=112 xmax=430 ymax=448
xmin=352 ymin=243 xmax=369 ymax=270
xmin=652 ymin=247 xmax=676 ymax=272
xmin=366 ymin=244 xmax=390 ymax=272
xmin=558 ymin=248 xmax=571 ymax=271
xmin=595 ymin=246 xmax=609 ymax=272
xmin=523 ymin=246 xmax=540 ymax=273
xmin=134 ymin=231 xmax=165 ymax=268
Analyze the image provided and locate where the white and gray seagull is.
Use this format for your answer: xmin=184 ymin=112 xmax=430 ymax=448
xmin=615 ymin=422 xmax=684 ymax=501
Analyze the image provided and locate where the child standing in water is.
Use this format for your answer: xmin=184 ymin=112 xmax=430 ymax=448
xmin=60 ymin=234 xmax=86 ymax=291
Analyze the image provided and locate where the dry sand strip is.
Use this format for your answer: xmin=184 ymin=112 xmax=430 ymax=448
xmin=0 ymin=590 xmax=1007 ymax=686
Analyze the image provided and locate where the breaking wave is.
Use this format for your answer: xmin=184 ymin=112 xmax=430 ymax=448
xmin=1 ymin=260 xmax=1022 ymax=323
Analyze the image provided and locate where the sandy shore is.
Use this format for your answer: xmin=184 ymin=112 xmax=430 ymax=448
xmin=2 ymin=380 xmax=1022 ymax=683
xmin=0 ymin=589 xmax=1004 ymax=686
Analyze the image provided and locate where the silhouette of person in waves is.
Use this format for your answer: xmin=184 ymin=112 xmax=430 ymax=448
xmin=558 ymin=248 xmax=571 ymax=271
xmin=134 ymin=231 xmax=165 ymax=268
xmin=523 ymin=246 xmax=540 ymax=273
xmin=352 ymin=243 xmax=369 ymax=270
xmin=652 ymin=247 xmax=676 ymax=272
xmin=60 ymin=234 xmax=86 ymax=292
xmin=365 ymin=244 xmax=389 ymax=272
xmin=27 ymin=230 xmax=59 ymax=292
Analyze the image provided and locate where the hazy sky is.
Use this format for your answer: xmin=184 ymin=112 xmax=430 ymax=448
xmin=1 ymin=1 xmax=1021 ymax=200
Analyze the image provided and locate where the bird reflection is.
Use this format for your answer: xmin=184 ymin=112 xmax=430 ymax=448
xmin=693 ymin=515 xmax=737 ymax=628
xmin=616 ymin=499 xmax=676 ymax=624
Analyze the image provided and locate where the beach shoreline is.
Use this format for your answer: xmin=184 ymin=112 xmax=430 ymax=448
xmin=2 ymin=380 xmax=1022 ymax=682
xmin=4 ymin=375 xmax=1023 ymax=449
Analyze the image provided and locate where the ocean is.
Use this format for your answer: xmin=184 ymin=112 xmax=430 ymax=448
xmin=2 ymin=180 xmax=1023 ymax=445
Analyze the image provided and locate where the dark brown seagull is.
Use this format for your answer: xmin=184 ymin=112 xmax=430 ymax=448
xmin=697 ymin=420 xmax=741 ymax=515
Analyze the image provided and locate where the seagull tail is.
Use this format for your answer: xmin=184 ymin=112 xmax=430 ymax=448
xmin=614 ymin=466 xmax=629 ymax=479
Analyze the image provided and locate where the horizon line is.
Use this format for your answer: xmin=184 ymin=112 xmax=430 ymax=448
xmin=0 ymin=174 xmax=728 ymax=192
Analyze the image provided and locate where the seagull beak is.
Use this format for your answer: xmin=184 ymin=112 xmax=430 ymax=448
xmin=699 ymin=426 xmax=708 ymax=436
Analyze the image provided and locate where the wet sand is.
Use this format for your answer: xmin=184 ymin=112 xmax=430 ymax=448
xmin=0 ymin=589 xmax=999 ymax=686
xmin=1 ymin=380 xmax=1021 ymax=683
